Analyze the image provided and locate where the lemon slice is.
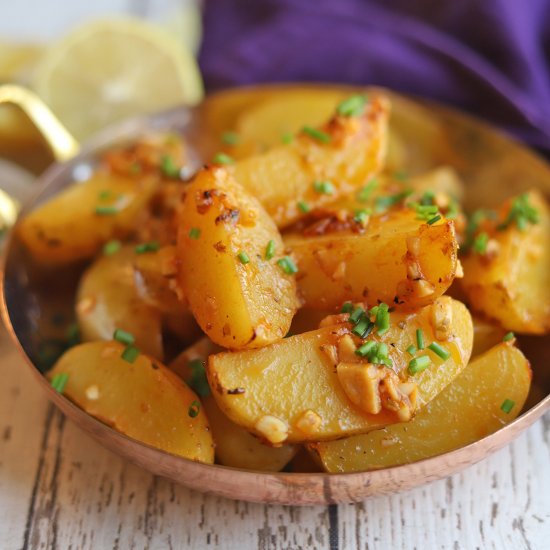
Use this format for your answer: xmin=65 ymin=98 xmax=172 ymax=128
xmin=32 ymin=18 xmax=203 ymax=141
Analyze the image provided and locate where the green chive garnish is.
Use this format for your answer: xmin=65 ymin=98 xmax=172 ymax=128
xmin=503 ymin=332 xmax=515 ymax=342
xmin=98 ymin=190 xmax=112 ymax=201
xmin=357 ymin=179 xmax=378 ymax=202
xmin=222 ymin=131 xmax=240 ymax=145
xmin=113 ymin=328 xmax=135 ymax=346
xmin=420 ymin=190 xmax=435 ymax=206
xmin=302 ymin=126 xmax=331 ymax=143
xmin=349 ymin=306 xmax=365 ymax=324
xmin=103 ymin=240 xmax=121 ymax=256
xmin=160 ymin=155 xmax=180 ymax=178
xmin=374 ymin=303 xmax=390 ymax=335
xmin=408 ymin=355 xmax=431 ymax=374
xmin=281 ymin=133 xmax=294 ymax=144
xmin=212 ymin=152 xmax=235 ymax=165
xmin=354 ymin=209 xmax=369 ymax=225
xmin=188 ymin=359 xmax=210 ymax=398
xmin=237 ymin=251 xmax=250 ymax=264
xmin=134 ymin=241 xmax=160 ymax=254
xmin=95 ymin=205 xmax=119 ymax=216
xmin=189 ymin=227 xmax=201 ymax=239
xmin=375 ymin=190 xmax=413 ymax=213
xmin=355 ymin=340 xmax=376 ymax=358
xmin=352 ymin=318 xmax=374 ymax=338
xmin=277 ymin=256 xmax=299 ymax=275
xmin=121 ymin=345 xmax=140 ymax=364
xmin=497 ymin=193 xmax=539 ymax=231
xmin=50 ymin=372 xmax=69 ymax=394
xmin=188 ymin=400 xmax=201 ymax=418
xmin=298 ymin=200 xmax=311 ymax=213
xmin=412 ymin=203 xmax=439 ymax=221
xmin=406 ymin=344 xmax=417 ymax=355
xmin=336 ymin=94 xmax=367 ymax=117
xmin=500 ymin=398 xmax=515 ymax=414
xmin=341 ymin=302 xmax=354 ymax=314
xmin=428 ymin=342 xmax=451 ymax=360
xmin=427 ymin=214 xmax=442 ymax=225
xmin=472 ymin=232 xmax=489 ymax=254
xmin=265 ymin=240 xmax=276 ymax=260
xmin=313 ymin=180 xmax=335 ymax=195
xmin=416 ymin=329 xmax=425 ymax=350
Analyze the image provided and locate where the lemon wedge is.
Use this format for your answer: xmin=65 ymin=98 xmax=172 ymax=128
xmin=32 ymin=18 xmax=203 ymax=141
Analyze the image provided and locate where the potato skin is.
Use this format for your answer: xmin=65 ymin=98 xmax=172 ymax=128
xmin=310 ymin=342 xmax=531 ymax=472
xmin=18 ymin=172 xmax=158 ymax=264
xmin=208 ymin=297 xmax=473 ymax=443
xmin=460 ymin=190 xmax=550 ymax=334
xmin=47 ymin=341 xmax=214 ymax=463
xmin=287 ymin=210 xmax=459 ymax=311
xmin=176 ymin=166 xmax=300 ymax=349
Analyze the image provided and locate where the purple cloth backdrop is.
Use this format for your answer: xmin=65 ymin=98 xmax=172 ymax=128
xmin=199 ymin=0 xmax=550 ymax=151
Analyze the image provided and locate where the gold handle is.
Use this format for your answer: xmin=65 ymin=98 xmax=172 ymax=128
xmin=0 ymin=84 xmax=80 ymax=162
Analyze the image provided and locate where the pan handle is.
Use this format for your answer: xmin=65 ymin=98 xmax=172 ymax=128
xmin=0 ymin=84 xmax=80 ymax=163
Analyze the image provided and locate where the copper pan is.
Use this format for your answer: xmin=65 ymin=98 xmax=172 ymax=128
xmin=0 ymin=83 xmax=549 ymax=505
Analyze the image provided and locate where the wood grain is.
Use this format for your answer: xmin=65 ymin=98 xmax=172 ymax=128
xmin=1 ymin=327 xmax=549 ymax=549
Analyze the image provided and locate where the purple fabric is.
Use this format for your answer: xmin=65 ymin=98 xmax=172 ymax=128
xmin=199 ymin=0 xmax=550 ymax=151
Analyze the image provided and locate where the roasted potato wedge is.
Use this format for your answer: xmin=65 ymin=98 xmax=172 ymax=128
xmin=286 ymin=210 xmax=459 ymax=310
xmin=47 ymin=341 xmax=214 ymax=463
xmin=310 ymin=341 xmax=531 ymax=472
xmin=18 ymin=172 xmax=158 ymax=264
xmin=170 ymin=338 xmax=297 ymax=471
xmin=177 ymin=166 xmax=299 ymax=349
xmin=472 ymin=317 xmax=507 ymax=358
xmin=230 ymin=95 xmax=389 ymax=228
xmin=208 ymin=297 xmax=473 ymax=443
xmin=460 ymin=190 xmax=550 ymax=333
xmin=76 ymin=247 xmax=164 ymax=359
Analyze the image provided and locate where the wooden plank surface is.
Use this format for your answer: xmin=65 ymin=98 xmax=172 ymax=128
xmin=1 ymin=326 xmax=549 ymax=549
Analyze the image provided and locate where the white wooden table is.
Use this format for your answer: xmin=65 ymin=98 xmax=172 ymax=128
xmin=1 ymin=326 xmax=549 ymax=549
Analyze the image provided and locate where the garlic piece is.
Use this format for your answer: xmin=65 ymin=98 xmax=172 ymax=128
xmin=254 ymin=415 xmax=289 ymax=445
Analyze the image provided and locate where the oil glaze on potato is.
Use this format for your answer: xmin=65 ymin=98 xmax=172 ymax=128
xmin=177 ymin=167 xmax=299 ymax=349
xmin=286 ymin=210 xmax=459 ymax=310
xmin=230 ymin=95 xmax=389 ymax=228
xmin=48 ymin=341 xmax=214 ymax=463
xmin=18 ymin=172 xmax=158 ymax=264
xmin=310 ymin=342 xmax=531 ymax=472
xmin=208 ymin=297 xmax=473 ymax=443
xmin=460 ymin=190 xmax=550 ymax=334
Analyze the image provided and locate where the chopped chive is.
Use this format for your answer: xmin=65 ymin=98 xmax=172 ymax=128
xmin=336 ymin=94 xmax=367 ymax=117
xmin=341 ymin=302 xmax=354 ymax=313
xmin=113 ymin=328 xmax=135 ymax=346
xmin=408 ymin=355 xmax=431 ymax=374
xmin=237 ymin=251 xmax=250 ymax=264
xmin=134 ymin=241 xmax=160 ymax=254
xmin=313 ymin=180 xmax=335 ymax=195
xmin=302 ymin=126 xmax=331 ymax=143
xmin=121 ymin=345 xmax=140 ymax=364
xmin=352 ymin=318 xmax=373 ymax=338
xmin=503 ymin=332 xmax=515 ymax=342
xmin=160 ymin=155 xmax=180 ymax=178
xmin=355 ymin=340 xmax=376 ymax=358
xmin=298 ymin=200 xmax=311 ymax=213
xmin=497 ymin=193 xmax=539 ymax=232
xmin=420 ymin=190 xmax=435 ymax=206
xmin=369 ymin=305 xmax=379 ymax=317
xmin=222 ymin=131 xmax=240 ymax=145
xmin=374 ymin=303 xmax=390 ymax=335
xmin=98 ymin=190 xmax=112 ymax=201
xmin=50 ymin=372 xmax=69 ymax=394
xmin=412 ymin=203 xmax=440 ymax=221
xmin=103 ymin=240 xmax=121 ymax=256
xmin=472 ymin=232 xmax=489 ymax=254
xmin=406 ymin=344 xmax=417 ymax=355
xmin=188 ymin=359 xmax=210 ymax=398
xmin=189 ymin=227 xmax=201 ymax=239
xmin=95 ymin=205 xmax=119 ymax=216
xmin=428 ymin=342 xmax=451 ymax=360
xmin=375 ymin=190 xmax=413 ymax=213
xmin=357 ymin=179 xmax=378 ymax=202
xmin=188 ymin=400 xmax=201 ymax=418
xmin=349 ymin=306 xmax=365 ymax=324
xmin=427 ymin=214 xmax=442 ymax=225
xmin=277 ymin=256 xmax=299 ymax=275
xmin=212 ymin=152 xmax=235 ymax=165
xmin=416 ymin=329 xmax=425 ymax=350
xmin=354 ymin=209 xmax=369 ymax=225
xmin=281 ymin=133 xmax=294 ymax=144
xmin=265 ymin=239 xmax=276 ymax=260
xmin=500 ymin=398 xmax=515 ymax=414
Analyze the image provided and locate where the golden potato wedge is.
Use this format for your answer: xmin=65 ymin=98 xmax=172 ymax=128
xmin=76 ymin=247 xmax=164 ymax=360
xmin=170 ymin=338 xmax=297 ymax=471
xmin=18 ymin=172 xmax=158 ymax=264
xmin=229 ymin=95 xmax=389 ymax=228
xmin=472 ymin=317 xmax=507 ymax=358
xmin=460 ymin=190 xmax=550 ymax=333
xmin=310 ymin=341 xmax=531 ymax=472
xmin=208 ymin=297 xmax=473 ymax=443
xmin=176 ymin=166 xmax=299 ymax=349
xmin=47 ymin=341 xmax=214 ymax=463
xmin=286 ymin=210 xmax=459 ymax=310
